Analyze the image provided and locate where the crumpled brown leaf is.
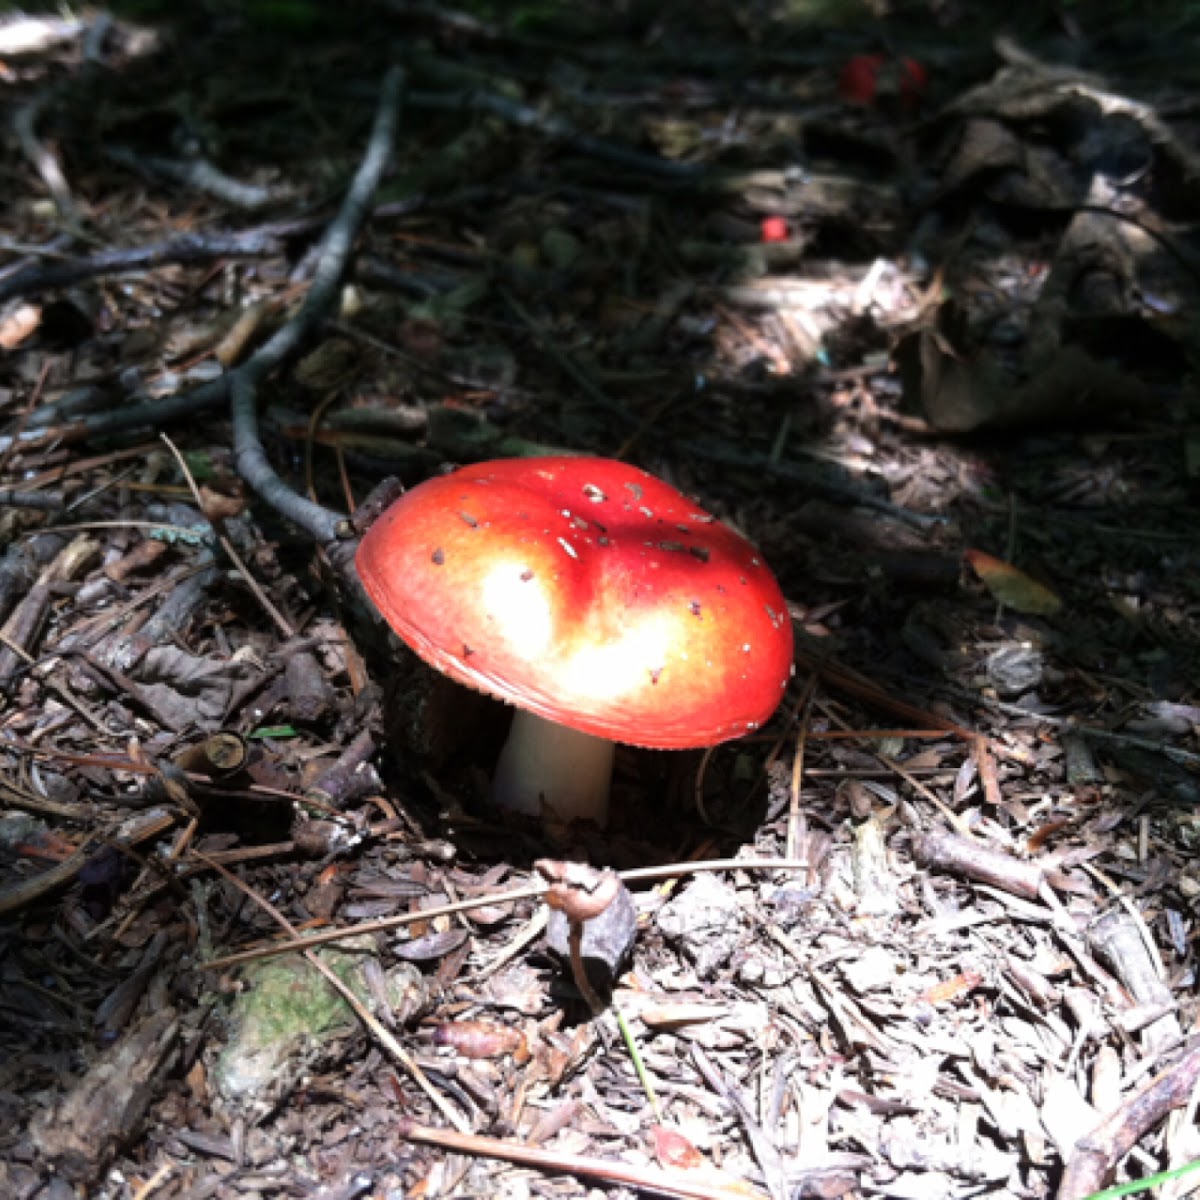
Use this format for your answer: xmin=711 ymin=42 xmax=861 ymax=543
xmin=135 ymin=645 xmax=263 ymax=731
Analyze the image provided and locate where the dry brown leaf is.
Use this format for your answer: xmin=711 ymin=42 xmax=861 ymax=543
xmin=651 ymin=1125 xmax=705 ymax=1170
xmin=963 ymin=549 xmax=1063 ymax=615
xmin=919 ymin=971 xmax=985 ymax=1006
xmin=648 ymin=1126 xmax=771 ymax=1198
xmin=432 ymin=1020 xmax=527 ymax=1060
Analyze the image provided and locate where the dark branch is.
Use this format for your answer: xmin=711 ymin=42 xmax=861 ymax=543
xmin=0 ymin=231 xmax=289 ymax=306
xmin=409 ymin=86 xmax=703 ymax=181
xmin=105 ymin=146 xmax=276 ymax=210
xmin=232 ymin=65 xmax=407 ymax=548
xmin=1 ymin=64 xmax=407 ymax=554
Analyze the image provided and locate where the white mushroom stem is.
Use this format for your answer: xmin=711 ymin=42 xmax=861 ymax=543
xmin=491 ymin=709 xmax=615 ymax=826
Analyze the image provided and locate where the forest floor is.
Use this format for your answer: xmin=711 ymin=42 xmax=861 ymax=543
xmin=2 ymin=2 xmax=1199 ymax=1199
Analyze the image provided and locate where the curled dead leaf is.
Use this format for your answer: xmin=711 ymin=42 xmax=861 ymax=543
xmin=651 ymin=1125 xmax=704 ymax=1169
xmin=433 ymin=1020 xmax=528 ymax=1061
xmin=919 ymin=970 xmax=985 ymax=1006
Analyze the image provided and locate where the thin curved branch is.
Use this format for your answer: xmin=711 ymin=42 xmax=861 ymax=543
xmin=231 ymin=376 xmax=343 ymax=544
xmin=9 ymin=12 xmax=114 ymax=230
xmin=232 ymin=64 xmax=407 ymax=547
xmin=105 ymin=145 xmax=277 ymax=210
xmin=238 ymin=65 xmax=406 ymax=383
xmin=12 ymin=86 xmax=78 ymax=226
xmin=409 ymin=86 xmax=703 ymax=181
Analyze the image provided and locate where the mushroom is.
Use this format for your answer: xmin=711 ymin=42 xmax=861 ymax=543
xmin=355 ymin=456 xmax=793 ymax=827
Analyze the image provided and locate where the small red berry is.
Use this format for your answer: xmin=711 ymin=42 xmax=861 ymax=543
xmin=760 ymin=216 xmax=790 ymax=243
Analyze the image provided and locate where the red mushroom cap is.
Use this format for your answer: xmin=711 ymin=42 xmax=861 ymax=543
xmin=839 ymin=53 xmax=928 ymax=112
xmin=838 ymin=53 xmax=886 ymax=106
xmin=356 ymin=457 xmax=794 ymax=749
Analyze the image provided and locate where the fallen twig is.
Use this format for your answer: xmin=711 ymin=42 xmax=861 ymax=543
xmin=0 ymin=230 xmax=290 ymax=306
xmin=104 ymin=145 xmax=277 ymax=209
xmin=913 ymin=830 xmax=1048 ymax=900
xmin=936 ymin=681 xmax=1200 ymax=772
xmin=407 ymin=85 xmax=703 ymax=180
xmin=0 ymin=489 xmax=63 ymax=510
xmin=0 ymin=535 xmax=98 ymax=691
xmin=680 ymin=437 xmax=947 ymax=531
xmin=12 ymin=88 xmax=78 ymax=226
xmin=1058 ymin=1043 xmax=1200 ymax=1200
xmin=9 ymin=11 xmax=113 ymax=229
xmin=0 ymin=808 xmax=176 ymax=918
xmin=231 ymin=64 xmax=407 ymax=547
xmin=398 ymin=1119 xmax=769 ymax=1200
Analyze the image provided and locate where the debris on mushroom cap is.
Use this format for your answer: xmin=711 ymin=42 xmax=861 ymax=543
xmin=355 ymin=457 xmax=795 ymax=749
